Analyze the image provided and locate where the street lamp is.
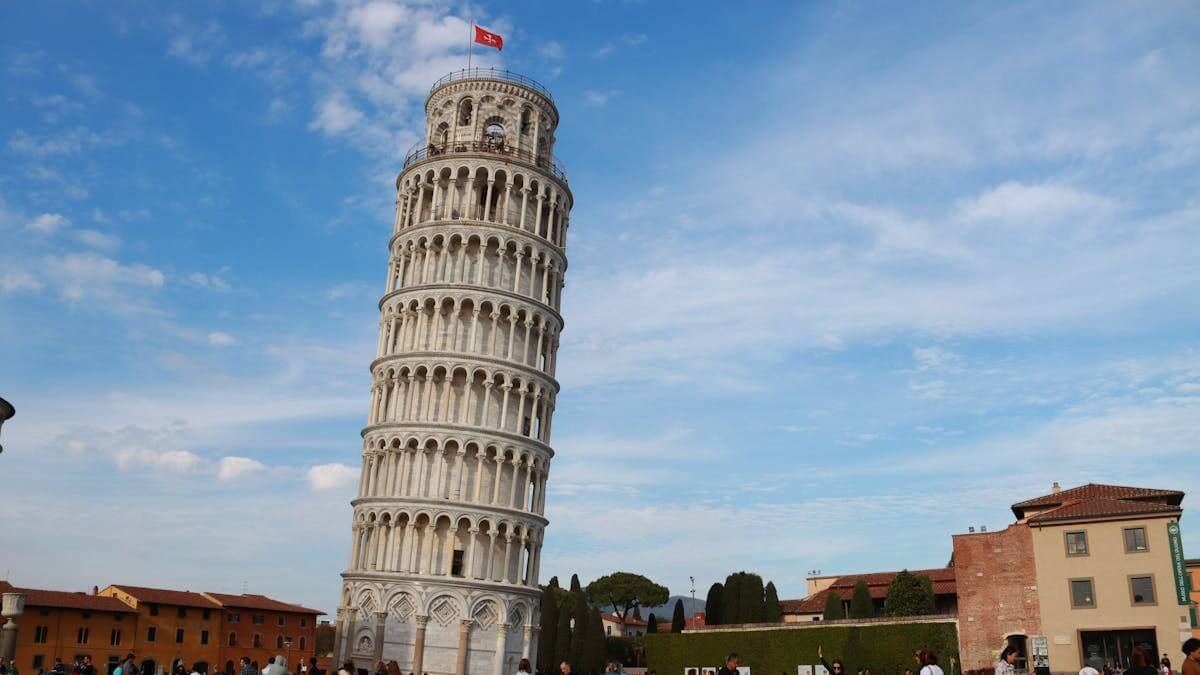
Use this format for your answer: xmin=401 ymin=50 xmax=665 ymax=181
xmin=285 ymin=639 xmax=293 ymax=672
xmin=689 ymin=577 xmax=695 ymax=628
xmin=1 ymin=591 xmax=28 ymax=663
xmin=0 ymin=397 xmax=14 ymax=455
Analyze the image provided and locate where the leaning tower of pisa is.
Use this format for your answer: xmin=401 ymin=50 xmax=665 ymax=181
xmin=334 ymin=68 xmax=571 ymax=675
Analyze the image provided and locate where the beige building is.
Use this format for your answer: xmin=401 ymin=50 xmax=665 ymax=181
xmin=599 ymin=614 xmax=647 ymax=638
xmin=955 ymin=483 xmax=1194 ymax=673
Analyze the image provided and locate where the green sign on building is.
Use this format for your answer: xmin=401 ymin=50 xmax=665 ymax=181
xmin=1167 ymin=521 xmax=1189 ymax=605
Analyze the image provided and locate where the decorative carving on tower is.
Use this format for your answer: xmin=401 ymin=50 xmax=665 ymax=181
xmin=338 ymin=68 xmax=570 ymax=675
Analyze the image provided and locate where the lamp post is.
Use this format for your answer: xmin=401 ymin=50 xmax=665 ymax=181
xmin=0 ymin=397 xmax=14 ymax=455
xmin=1 ymin=591 xmax=28 ymax=664
xmin=689 ymin=577 xmax=695 ymax=627
xmin=285 ymin=639 xmax=293 ymax=673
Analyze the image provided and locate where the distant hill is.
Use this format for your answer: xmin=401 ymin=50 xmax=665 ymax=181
xmin=639 ymin=595 xmax=705 ymax=621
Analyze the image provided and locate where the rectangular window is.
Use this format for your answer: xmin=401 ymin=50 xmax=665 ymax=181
xmin=175 ymin=628 xmax=185 ymax=643
xmin=81 ymin=612 xmax=91 ymax=619
xmin=1071 ymin=578 xmax=1096 ymax=608
xmin=1065 ymin=531 xmax=1089 ymax=556
xmin=110 ymin=629 xmax=121 ymax=646
xmin=33 ymin=656 xmax=45 ymax=670
xmin=252 ymin=614 xmax=265 ymax=625
xmin=1130 ymin=576 xmax=1156 ymax=605
xmin=39 ymin=608 xmax=49 ymax=616
xmin=34 ymin=626 xmax=49 ymax=643
xmin=300 ymin=619 xmax=307 ymax=628
xmin=147 ymin=626 xmax=157 ymax=642
xmin=228 ymin=613 xmax=240 ymax=623
xmin=451 ymin=550 xmax=465 ymax=577
xmin=177 ymin=607 xmax=187 ymax=619
xmin=1124 ymin=527 xmax=1149 ymax=553
xmin=76 ymin=627 xmax=89 ymax=644
xmin=148 ymin=604 xmax=159 ymax=617
xmin=201 ymin=630 xmax=209 ymax=645
xmin=203 ymin=609 xmax=211 ymax=620
xmin=114 ymin=614 xmax=123 ymax=622
xmin=277 ymin=616 xmax=285 ymax=627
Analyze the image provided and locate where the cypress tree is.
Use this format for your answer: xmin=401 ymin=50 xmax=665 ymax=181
xmin=848 ymin=578 xmax=874 ymax=618
xmin=670 ymin=598 xmax=686 ymax=632
xmin=720 ymin=573 xmax=742 ymax=624
xmin=763 ymin=581 xmax=782 ymax=622
xmin=743 ymin=573 xmax=765 ymax=622
xmin=538 ymin=579 xmax=560 ymax=673
xmin=646 ymin=613 xmax=658 ymax=634
xmin=581 ymin=606 xmax=607 ymax=675
xmin=821 ymin=590 xmax=845 ymax=620
xmin=704 ymin=583 xmax=724 ymax=626
xmin=569 ymin=600 xmax=589 ymax=668
xmin=570 ymin=574 xmax=583 ymax=593
xmin=554 ymin=603 xmax=573 ymax=668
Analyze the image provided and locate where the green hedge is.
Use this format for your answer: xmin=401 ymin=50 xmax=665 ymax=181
xmin=646 ymin=621 xmax=959 ymax=675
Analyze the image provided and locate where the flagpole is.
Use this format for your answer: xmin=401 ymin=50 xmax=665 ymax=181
xmin=467 ymin=20 xmax=473 ymax=70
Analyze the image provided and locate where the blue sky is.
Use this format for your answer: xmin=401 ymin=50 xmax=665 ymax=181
xmin=2 ymin=1 xmax=1200 ymax=616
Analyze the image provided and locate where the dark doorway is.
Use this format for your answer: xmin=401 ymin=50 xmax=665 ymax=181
xmin=1081 ymin=629 xmax=1158 ymax=670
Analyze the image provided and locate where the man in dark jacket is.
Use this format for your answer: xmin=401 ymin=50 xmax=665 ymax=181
xmin=718 ymin=655 xmax=740 ymax=675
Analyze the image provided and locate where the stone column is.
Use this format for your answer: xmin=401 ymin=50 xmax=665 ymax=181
xmin=412 ymin=615 xmax=429 ymax=675
xmin=332 ymin=607 xmax=346 ymax=667
xmin=455 ymin=619 xmax=472 ymax=675
xmin=373 ymin=611 xmax=387 ymax=665
xmin=521 ymin=624 xmax=534 ymax=659
xmin=491 ymin=623 xmax=509 ymax=675
xmin=343 ymin=609 xmax=359 ymax=666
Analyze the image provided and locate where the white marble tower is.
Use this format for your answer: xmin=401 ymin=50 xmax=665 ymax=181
xmin=334 ymin=68 xmax=571 ymax=675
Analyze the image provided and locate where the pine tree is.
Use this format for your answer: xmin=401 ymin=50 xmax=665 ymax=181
xmin=883 ymin=570 xmax=937 ymax=616
xmin=848 ymin=578 xmax=874 ymax=618
xmin=581 ymin=606 xmax=607 ymax=675
xmin=704 ymin=583 xmax=724 ymax=626
xmin=539 ymin=579 xmax=561 ymax=673
xmin=821 ymin=590 xmax=845 ymax=621
xmin=646 ymin=613 xmax=658 ymax=634
xmin=763 ymin=581 xmax=782 ymax=622
xmin=670 ymin=598 xmax=686 ymax=632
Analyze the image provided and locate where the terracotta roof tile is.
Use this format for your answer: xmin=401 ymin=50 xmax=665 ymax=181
xmin=107 ymin=585 xmax=222 ymax=609
xmin=1012 ymin=483 xmax=1183 ymax=510
xmin=2 ymin=584 xmax=135 ymax=613
xmin=1026 ymin=497 xmax=1181 ymax=523
xmin=781 ymin=569 xmax=957 ymax=615
xmin=203 ymin=592 xmax=323 ymax=615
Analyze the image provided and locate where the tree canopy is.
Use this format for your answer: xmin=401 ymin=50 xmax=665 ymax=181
xmin=763 ymin=581 xmax=782 ymax=622
xmin=646 ymin=613 xmax=658 ymax=634
xmin=883 ymin=570 xmax=937 ymax=616
xmin=822 ymin=590 xmax=845 ymax=621
xmin=670 ymin=598 xmax=686 ymax=633
xmin=538 ymin=578 xmax=561 ymax=673
xmin=585 ymin=572 xmax=669 ymax=624
xmin=704 ymin=583 xmax=724 ymax=626
xmin=848 ymin=578 xmax=874 ymax=618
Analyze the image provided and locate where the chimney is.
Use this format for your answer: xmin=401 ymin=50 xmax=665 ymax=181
xmin=968 ymin=526 xmax=976 ymax=533
xmin=980 ymin=525 xmax=987 ymax=532
xmin=1051 ymin=481 xmax=1061 ymax=494
xmin=92 ymin=586 xmax=99 ymax=596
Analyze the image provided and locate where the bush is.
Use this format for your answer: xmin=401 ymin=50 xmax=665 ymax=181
xmin=822 ymin=591 xmax=845 ymax=621
xmin=645 ymin=621 xmax=959 ymax=675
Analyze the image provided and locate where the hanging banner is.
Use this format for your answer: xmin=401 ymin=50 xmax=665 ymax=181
xmin=1168 ymin=521 xmax=1189 ymax=605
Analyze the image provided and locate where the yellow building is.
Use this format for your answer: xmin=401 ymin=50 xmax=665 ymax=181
xmin=1 ymin=581 xmax=137 ymax=673
xmin=956 ymin=483 xmax=1195 ymax=673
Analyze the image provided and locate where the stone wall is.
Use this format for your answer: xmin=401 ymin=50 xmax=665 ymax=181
xmin=952 ymin=524 xmax=1041 ymax=672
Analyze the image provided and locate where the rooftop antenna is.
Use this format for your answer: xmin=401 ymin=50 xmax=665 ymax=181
xmin=242 ymin=580 xmax=248 ymax=594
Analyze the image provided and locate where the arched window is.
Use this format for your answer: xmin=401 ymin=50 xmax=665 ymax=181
xmin=435 ymin=122 xmax=450 ymax=151
xmin=458 ymin=99 xmax=473 ymax=126
xmin=227 ymin=632 xmax=236 ymax=647
xmin=483 ymin=117 xmax=505 ymax=150
xmin=276 ymin=636 xmax=284 ymax=649
xmin=520 ymin=109 xmax=532 ymax=135
xmin=252 ymin=634 xmax=261 ymax=648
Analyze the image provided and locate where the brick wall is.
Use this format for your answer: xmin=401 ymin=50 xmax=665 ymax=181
xmin=953 ymin=524 xmax=1042 ymax=671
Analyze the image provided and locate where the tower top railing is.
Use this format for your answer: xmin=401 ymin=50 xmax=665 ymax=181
xmin=403 ymin=139 xmax=568 ymax=184
xmin=429 ymin=68 xmax=556 ymax=105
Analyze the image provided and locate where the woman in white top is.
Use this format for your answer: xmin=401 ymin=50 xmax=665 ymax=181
xmin=515 ymin=660 xmax=533 ymax=675
xmin=995 ymin=645 xmax=1020 ymax=675
xmin=916 ymin=650 xmax=944 ymax=675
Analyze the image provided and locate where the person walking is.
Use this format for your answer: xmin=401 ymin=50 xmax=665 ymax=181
xmin=1127 ymin=648 xmax=1158 ymax=675
xmin=996 ymin=646 xmax=1020 ymax=675
xmin=1163 ymin=655 xmax=1174 ymax=675
xmin=916 ymin=650 xmax=944 ymax=675
xmin=1180 ymin=640 xmax=1200 ymax=675
xmin=718 ymin=655 xmax=740 ymax=675
xmin=516 ymin=659 xmax=533 ymax=675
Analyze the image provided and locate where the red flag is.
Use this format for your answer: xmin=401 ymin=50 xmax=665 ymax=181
xmin=474 ymin=25 xmax=503 ymax=51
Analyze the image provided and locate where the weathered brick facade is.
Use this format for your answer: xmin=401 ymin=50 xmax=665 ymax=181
xmin=952 ymin=524 xmax=1042 ymax=672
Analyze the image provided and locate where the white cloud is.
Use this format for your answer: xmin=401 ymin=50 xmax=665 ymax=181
xmin=583 ymin=90 xmax=617 ymax=107
xmin=955 ymin=182 xmax=1118 ymax=225
xmin=76 ymin=229 xmax=122 ymax=251
xmin=189 ymin=272 xmax=231 ymax=292
xmin=0 ymin=270 xmax=42 ymax=293
xmin=25 ymin=212 xmax=68 ymax=233
xmin=308 ymin=463 xmax=358 ymax=490
xmin=208 ymin=331 xmax=236 ymax=346
xmin=166 ymin=20 xmax=224 ymax=66
xmin=309 ymin=94 xmax=365 ymax=136
xmin=8 ymin=127 xmax=120 ymax=157
xmin=216 ymin=456 xmax=267 ymax=481
xmin=114 ymin=447 xmax=203 ymax=474
xmin=539 ymin=41 xmax=565 ymax=60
